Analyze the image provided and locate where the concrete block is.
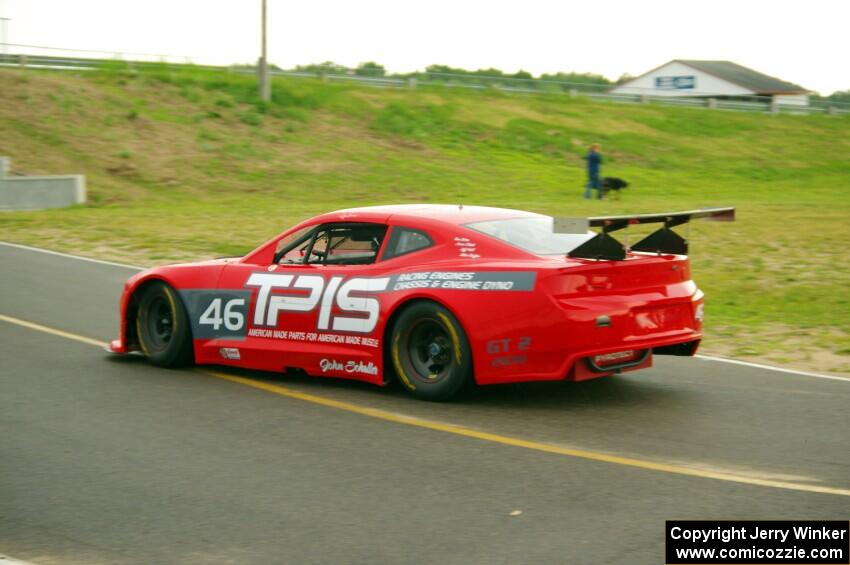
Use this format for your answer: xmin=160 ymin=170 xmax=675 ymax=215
xmin=0 ymin=157 xmax=87 ymax=210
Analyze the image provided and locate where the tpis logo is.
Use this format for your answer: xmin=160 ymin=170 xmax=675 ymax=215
xmin=246 ymin=273 xmax=390 ymax=333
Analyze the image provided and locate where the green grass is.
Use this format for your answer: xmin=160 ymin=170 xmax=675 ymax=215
xmin=1 ymin=65 xmax=849 ymax=372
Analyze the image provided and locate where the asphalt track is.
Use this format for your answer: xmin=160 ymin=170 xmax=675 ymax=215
xmin=1 ymin=242 xmax=848 ymax=564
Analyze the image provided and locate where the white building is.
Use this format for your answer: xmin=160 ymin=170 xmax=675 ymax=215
xmin=611 ymin=60 xmax=810 ymax=106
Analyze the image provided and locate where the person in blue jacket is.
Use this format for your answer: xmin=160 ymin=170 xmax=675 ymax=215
xmin=584 ymin=144 xmax=603 ymax=199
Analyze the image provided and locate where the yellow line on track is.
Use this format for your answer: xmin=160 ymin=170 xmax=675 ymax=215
xmin=3 ymin=312 xmax=850 ymax=498
xmin=0 ymin=314 xmax=108 ymax=348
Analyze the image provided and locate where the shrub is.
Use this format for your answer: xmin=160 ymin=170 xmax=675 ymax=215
xmin=355 ymin=62 xmax=386 ymax=77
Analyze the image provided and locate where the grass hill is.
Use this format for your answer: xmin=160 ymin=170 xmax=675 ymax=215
xmin=1 ymin=65 xmax=848 ymax=373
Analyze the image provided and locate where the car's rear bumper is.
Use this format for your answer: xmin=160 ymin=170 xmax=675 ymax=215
xmin=475 ymin=328 xmax=701 ymax=385
xmin=567 ymin=335 xmax=701 ymax=382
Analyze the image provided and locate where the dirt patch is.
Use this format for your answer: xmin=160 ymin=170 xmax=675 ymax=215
xmin=702 ymin=324 xmax=850 ymax=376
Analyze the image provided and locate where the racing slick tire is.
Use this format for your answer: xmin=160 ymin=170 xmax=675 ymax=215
xmin=135 ymin=281 xmax=194 ymax=368
xmin=390 ymin=301 xmax=473 ymax=401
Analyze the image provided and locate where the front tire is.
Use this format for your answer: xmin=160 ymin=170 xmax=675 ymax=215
xmin=135 ymin=281 xmax=194 ymax=367
xmin=390 ymin=302 xmax=473 ymax=401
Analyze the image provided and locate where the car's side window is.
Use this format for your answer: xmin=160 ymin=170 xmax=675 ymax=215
xmin=306 ymin=230 xmax=330 ymax=263
xmin=275 ymin=226 xmax=316 ymax=264
xmin=303 ymin=223 xmax=388 ymax=266
xmin=381 ymin=227 xmax=434 ymax=261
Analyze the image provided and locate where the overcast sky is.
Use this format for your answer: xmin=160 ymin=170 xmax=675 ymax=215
xmin=1 ymin=0 xmax=847 ymax=95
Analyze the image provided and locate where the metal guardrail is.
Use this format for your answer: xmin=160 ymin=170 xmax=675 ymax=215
xmin=1 ymin=44 xmax=848 ymax=116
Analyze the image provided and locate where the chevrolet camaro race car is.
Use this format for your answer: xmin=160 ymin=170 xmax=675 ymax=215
xmin=110 ymin=204 xmax=734 ymax=401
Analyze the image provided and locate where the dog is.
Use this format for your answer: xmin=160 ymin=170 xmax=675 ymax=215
xmin=601 ymin=177 xmax=629 ymax=199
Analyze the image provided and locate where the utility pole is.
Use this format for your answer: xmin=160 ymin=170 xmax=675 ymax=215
xmin=258 ymin=0 xmax=270 ymax=101
xmin=0 ymin=18 xmax=10 ymax=61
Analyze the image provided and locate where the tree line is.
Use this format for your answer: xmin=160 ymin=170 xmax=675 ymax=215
xmin=289 ymin=61 xmax=619 ymax=89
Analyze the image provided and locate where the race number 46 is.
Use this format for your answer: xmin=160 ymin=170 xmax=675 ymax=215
xmin=199 ymin=298 xmax=246 ymax=331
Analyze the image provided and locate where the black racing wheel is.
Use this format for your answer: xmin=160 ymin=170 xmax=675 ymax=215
xmin=390 ymin=302 xmax=473 ymax=401
xmin=135 ymin=281 xmax=194 ymax=367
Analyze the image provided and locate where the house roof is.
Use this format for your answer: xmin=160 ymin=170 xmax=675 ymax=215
xmin=674 ymin=60 xmax=809 ymax=94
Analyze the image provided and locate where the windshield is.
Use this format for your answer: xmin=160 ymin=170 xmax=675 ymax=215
xmin=465 ymin=217 xmax=594 ymax=256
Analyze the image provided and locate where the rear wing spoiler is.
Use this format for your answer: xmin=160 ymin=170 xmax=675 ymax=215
xmin=554 ymin=207 xmax=735 ymax=260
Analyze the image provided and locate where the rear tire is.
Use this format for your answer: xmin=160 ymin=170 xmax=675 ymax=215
xmin=390 ymin=302 xmax=473 ymax=401
xmin=135 ymin=281 xmax=194 ymax=367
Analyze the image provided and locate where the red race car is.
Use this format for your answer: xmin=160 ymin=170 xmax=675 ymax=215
xmin=110 ymin=204 xmax=734 ymax=400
